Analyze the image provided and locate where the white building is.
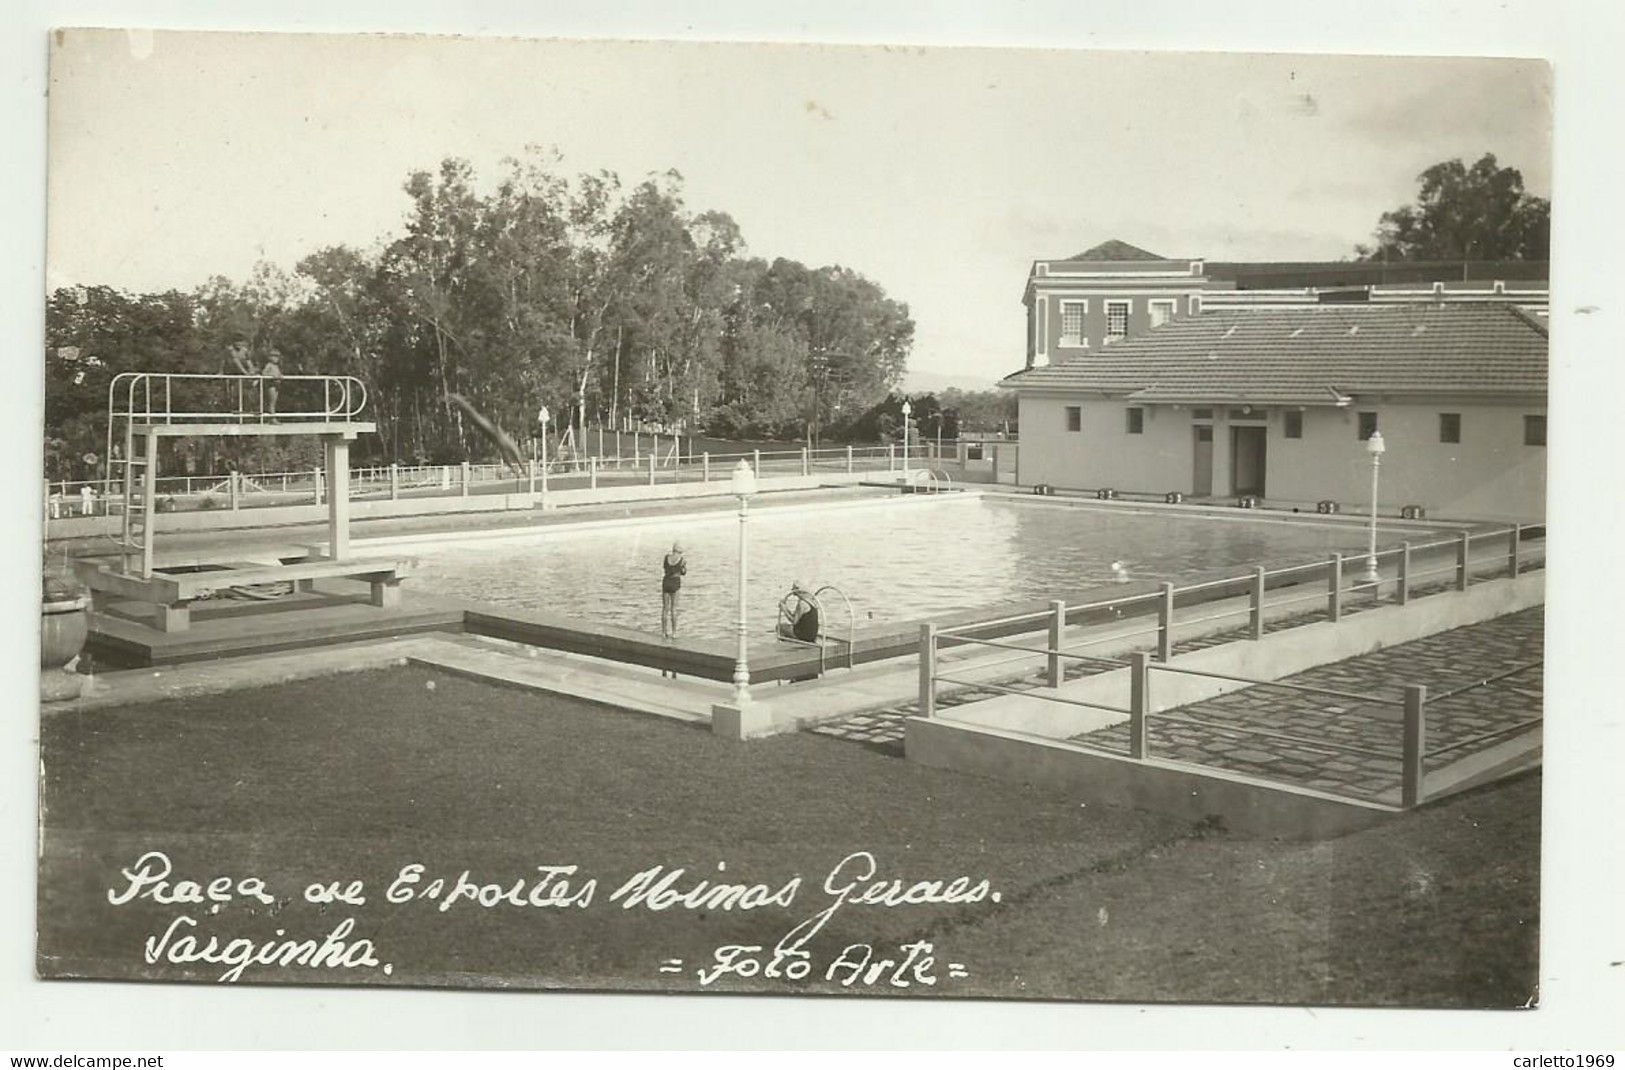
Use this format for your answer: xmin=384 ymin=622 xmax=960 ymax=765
xmin=1003 ymin=303 xmax=1547 ymax=522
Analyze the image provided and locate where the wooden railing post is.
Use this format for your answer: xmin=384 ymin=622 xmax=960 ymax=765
xmin=1457 ymin=531 xmax=1471 ymax=591
xmin=460 ymin=462 xmax=471 ymax=497
xmin=1249 ymin=565 xmax=1266 ymax=640
xmin=590 ymin=455 xmax=599 ymax=490
xmin=1047 ymin=599 xmax=1065 ymax=687
xmin=801 ymin=447 xmax=810 ymax=477
xmin=919 ymin=623 xmax=938 ymax=719
xmin=753 ymin=448 xmax=761 ymax=475
xmin=1402 ymin=684 xmax=1428 ymax=808
xmin=648 ymin=452 xmax=657 ymax=486
xmin=1507 ymin=523 xmax=1521 ymax=578
xmin=314 ymin=466 xmax=324 ymax=505
xmin=1397 ymin=541 xmax=1411 ymax=605
xmin=846 ymin=444 xmax=854 ymax=474
xmin=228 ymin=470 xmax=240 ymax=512
xmin=389 ymin=463 xmax=400 ymax=501
xmin=1156 ymin=582 xmax=1175 ymax=662
xmin=1129 ymin=652 xmax=1150 ymax=759
xmin=888 ymin=444 xmax=896 ymax=472
xmin=702 ymin=452 xmax=710 ymax=482
xmin=1328 ymin=553 xmax=1343 ymax=622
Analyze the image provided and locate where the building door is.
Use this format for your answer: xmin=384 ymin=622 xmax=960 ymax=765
xmin=1192 ymin=426 xmax=1213 ymax=496
xmin=1231 ymin=426 xmax=1267 ymax=497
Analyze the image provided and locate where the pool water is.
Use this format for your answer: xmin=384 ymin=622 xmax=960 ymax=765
xmin=392 ymin=495 xmax=1414 ymax=641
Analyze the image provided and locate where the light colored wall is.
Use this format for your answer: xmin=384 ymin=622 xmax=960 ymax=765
xmin=1017 ymin=394 xmax=1547 ymax=520
xmin=1017 ymin=395 xmax=1208 ymax=494
xmin=1268 ymin=403 xmax=1546 ymax=521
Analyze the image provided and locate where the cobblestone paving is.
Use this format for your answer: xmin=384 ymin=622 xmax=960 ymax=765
xmin=810 ymin=601 xmax=1543 ymax=799
xmin=1078 ymin=607 xmax=1543 ymax=800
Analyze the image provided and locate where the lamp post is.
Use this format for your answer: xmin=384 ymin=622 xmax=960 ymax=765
xmin=538 ymin=405 xmax=551 ymax=500
xmin=730 ymin=459 xmax=758 ymax=706
xmin=900 ymin=398 xmax=913 ymax=476
xmin=1363 ymin=430 xmax=1386 ymax=586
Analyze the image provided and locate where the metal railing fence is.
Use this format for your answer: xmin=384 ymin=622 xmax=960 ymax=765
xmin=915 ymin=523 xmax=1544 ymax=807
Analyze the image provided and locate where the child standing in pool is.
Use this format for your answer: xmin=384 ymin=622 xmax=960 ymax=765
xmin=661 ymin=542 xmax=687 ymax=639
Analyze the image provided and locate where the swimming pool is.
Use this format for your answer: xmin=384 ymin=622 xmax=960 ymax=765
xmin=383 ymin=494 xmax=1424 ymax=641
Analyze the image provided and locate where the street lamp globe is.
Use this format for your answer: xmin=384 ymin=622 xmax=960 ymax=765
xmin=731 ymin=457 xmax=758 ymax=498
xmin=900 ymin=398 xmax=913 ymax=475
xmin=1366 ymin=430 xmax=1386 ymax=457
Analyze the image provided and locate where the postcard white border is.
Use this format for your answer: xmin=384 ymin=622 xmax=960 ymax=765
xmin=5 ymin=0 xmax=1622 ymax=1051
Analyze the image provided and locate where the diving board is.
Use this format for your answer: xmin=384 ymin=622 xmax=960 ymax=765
xmin=82 ymin=370 xmax=401 ymax=634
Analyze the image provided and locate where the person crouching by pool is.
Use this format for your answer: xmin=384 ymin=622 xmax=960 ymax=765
xmin=777 ymin=580 xmax=821 ymax=644
xmin=661 ymin=542 xmax=687 ymax=639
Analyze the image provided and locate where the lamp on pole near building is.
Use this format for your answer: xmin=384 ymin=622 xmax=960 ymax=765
xmin=730 ymin=458 xmax=758 ymax=707
xmin=1363 ymin=430 xmax=1386 ymax=586
xmin=900 ymin=397 xmax=913 ymax=476
xmin=538 ymin=405 xmax=551 ymax=499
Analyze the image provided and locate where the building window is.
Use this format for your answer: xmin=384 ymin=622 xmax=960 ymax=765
xmin=1105 ymin=300 xmax=1130 ymax=342
xmin=1066 ymin=406 xmax=1082 ymax=432
xmin=1439 ymin=413 xmax=1461 ymax=444
xmin=1358 ymin=411 xmax=1378 ymax=440
xmin=1524 ymin=414 xmax=1546 ymax=446
xmin=1126 ymin=407 xmax=1144 ymax=434
xmin=1059 ymin=301 xmax=1087 ymax=346
xmin=1284 ymin=411 xmax=1303 ymax=439
xmin=1149 ymin=299 xmax=1176 ymax=329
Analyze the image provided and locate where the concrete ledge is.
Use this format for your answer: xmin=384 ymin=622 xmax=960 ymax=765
xmin=1417 ymin=731 xmax=1542 ymax=804
xmin=49 ymin=470 xmax=905 ymax=539
xmin=711 ymin=702 xmax=778 ymax=740
xmin=906 ymin=716 xmax=1398 ymax=840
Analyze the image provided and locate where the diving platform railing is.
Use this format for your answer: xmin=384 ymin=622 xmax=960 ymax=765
xmin=105 ymin=370 xmax=367 ymax=430
xmin=101 ymin=371 xmax=375 ymax=579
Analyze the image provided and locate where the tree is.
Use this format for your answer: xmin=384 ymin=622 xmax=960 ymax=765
xmin=939 ymin=388 xmax=1017 ymax=434
xmin=1356 ymin=153 xmax=1549 ymax=262
xmin=44 ymin=149 xmax=919 ymax=471
xmin=44 ymin=286 xmax=201 ymax=480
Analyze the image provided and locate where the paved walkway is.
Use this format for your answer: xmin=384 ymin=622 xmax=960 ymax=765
xmin=810 ymin=606 xmax=1544 ymax=794
xmin=1077 ymin=607 xmax=1543 ymax=800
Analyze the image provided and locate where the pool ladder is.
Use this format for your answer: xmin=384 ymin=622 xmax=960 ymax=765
xmin=776 ymin=583 xmax=858 ymax=675
xmin=906 ymin=468 xmax=956 ymax=493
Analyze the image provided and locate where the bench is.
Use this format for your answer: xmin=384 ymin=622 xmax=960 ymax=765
xmin=76 ymin=556 xmax=416 ymax=633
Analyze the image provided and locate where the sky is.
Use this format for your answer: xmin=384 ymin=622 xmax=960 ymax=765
xmin=46 ymin=33 xmax=1551 ymax=388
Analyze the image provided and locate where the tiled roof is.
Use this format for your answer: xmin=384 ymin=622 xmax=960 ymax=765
xmin=1005 ymin=304 xmax=1547 ymax=403
xmin=1067 ymin=239 xmax=1167 ymax=262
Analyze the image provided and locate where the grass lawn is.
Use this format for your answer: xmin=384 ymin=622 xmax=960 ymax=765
xmin=38 ymin=665 xmax=1538 ymax=1005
